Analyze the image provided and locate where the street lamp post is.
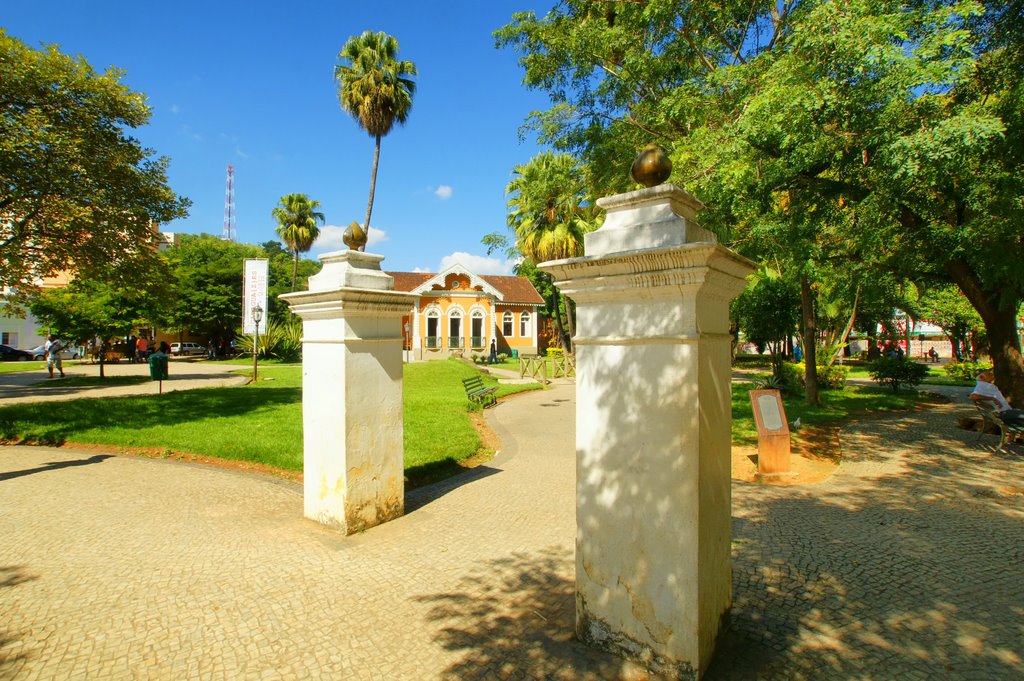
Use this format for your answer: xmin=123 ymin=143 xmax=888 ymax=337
xmin=252 ymin=304 xmax=263 ymax=383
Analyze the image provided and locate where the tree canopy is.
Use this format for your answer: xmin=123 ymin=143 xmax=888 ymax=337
xmin=0 ymin=31 xmax=189 ymax=296
xmin=498 ymin=1 xmax=1024 ymax=402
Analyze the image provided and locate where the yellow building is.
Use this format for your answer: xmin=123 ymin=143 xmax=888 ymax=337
xmin=390 ymin=265 xmax=545 ymax=360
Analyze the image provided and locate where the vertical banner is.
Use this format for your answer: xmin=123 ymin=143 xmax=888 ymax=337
xmin=243 ymin=259 xmax=269 ymax=335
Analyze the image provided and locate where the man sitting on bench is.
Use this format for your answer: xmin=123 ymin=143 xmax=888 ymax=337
xmin=970 ymin=369 xmax=1024 ymax=426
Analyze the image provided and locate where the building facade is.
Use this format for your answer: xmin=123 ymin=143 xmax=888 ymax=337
xmin=390 ymin=265 xmax=545 ymax=360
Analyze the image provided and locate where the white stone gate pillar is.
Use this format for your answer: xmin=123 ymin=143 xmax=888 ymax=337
xmin=280 ymin=251 xmax=417 ymax=534
xmin=541 ymin=185 xmax=754 ymax=679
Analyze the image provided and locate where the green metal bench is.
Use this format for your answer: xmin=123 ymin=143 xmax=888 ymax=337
xmin=974 ymin=402 xmax=1024 ymax=453
xmin=462 ymin=375 xmax=497 ymax=407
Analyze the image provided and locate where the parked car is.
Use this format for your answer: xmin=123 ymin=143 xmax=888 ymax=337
xmin=29 ymin=342 xmax=81 ymax=361
xmin=0 ymin=344 xmax=34 ymax=361
xmin=170 ymin=342 xmax=206 ymax=356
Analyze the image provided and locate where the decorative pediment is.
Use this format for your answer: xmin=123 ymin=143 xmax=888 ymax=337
xmin=410 ymin=263 xmax=503 ymax=300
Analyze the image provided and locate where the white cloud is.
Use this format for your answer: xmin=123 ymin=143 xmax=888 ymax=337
xmin=310 ymin=224 xmax=388 ymax=254
xmin=434 ymin=185 xmax=453 ymax=200
xmin=170 ymin=104 xmax=180 ymax=115
xmin=438 ymin=252 xmax=516 ymax=275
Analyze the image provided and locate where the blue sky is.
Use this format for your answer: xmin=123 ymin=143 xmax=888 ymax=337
xmin=5 ymin=1 xmax=555 ymax=274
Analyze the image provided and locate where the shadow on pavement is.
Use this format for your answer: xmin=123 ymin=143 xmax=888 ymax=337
xmin=0 ymin=454 xmax=113 ymax=482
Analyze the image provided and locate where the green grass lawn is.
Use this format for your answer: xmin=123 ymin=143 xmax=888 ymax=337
xmin=0 ymin=360 xmax=540 ymax=486
xmin=731 ymin=378 xmax=938 ymax=447
xmin=0 ymin=361 xmax=46 ymax=374
xmin=841 ymin=362 xmax=972 ymax=386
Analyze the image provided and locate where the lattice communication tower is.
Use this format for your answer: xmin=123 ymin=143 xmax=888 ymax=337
xmin=222 ymin=164 xmax=237 ymax=241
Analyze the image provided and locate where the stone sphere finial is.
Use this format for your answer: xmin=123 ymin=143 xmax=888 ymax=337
xmin=343 ymin=221 xmax=368 ymax=251
xmin=630 ymin=143 xmax=672 ymax=187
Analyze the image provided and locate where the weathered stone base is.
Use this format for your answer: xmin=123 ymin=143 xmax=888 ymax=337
xmin=577 ymin=608 xmax=699 ymax=680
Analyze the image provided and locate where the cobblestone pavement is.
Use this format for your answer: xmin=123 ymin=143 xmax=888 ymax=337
xmin=1 ymin=381 xmax=1022 ymax=680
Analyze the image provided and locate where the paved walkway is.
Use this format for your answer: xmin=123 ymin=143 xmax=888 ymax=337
xmin=0 ymin=359 xmax=248 ymax=406
xmin=1 ymin=377 xmax=1022 ymax=679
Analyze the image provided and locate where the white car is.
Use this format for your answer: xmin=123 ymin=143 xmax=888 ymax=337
xmin=170 ymin=342 xmax=206 ymax=356
xmin=29 ymin=342 xmax=80 ymax=361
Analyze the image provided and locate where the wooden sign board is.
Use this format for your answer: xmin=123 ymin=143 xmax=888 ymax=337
xmin=748 ymin=389 xmax=792 ymax=476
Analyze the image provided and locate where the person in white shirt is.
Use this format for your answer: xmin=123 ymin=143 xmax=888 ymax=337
xmin=44 ymin=335 xmax=65 ymax=379
xmin=970 ymin=369 xmax=1024 ymax=425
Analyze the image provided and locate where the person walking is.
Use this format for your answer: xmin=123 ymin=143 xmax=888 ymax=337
xmin=44 ymin=335 xmax=65 ymax=379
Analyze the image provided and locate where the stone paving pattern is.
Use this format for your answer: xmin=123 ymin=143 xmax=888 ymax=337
xmin=1 ymin=377 xmax=1022 ymax=679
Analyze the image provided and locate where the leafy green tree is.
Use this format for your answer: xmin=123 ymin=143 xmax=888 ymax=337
xmin=504 ymin=151 xmax=597 ymax=348
xmin=160 ymin=235 xmax=265 ymax=342
xmin=30 ymin=275 xmax=161 ymax=377
xmin=0 ymin=31 xmax=189 ymax=296
xmin=732 ymin=270 xmax=801 ymax=378
xmin=272 ymin=193 xmax=325 ymax=291
xmin=334 ymin=31 xmax=417 ymax=247
xmin=917 ymin=285 xmax=985 ymax=362
xmin=498 ymin=1 xmax=1024 ymax=404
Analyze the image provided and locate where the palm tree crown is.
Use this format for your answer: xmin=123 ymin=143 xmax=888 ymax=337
xmin=334 ymin=31 xmax=417 ymax=246
xmin=505 ymin=151 xmax=596 ymax=350
xmin=272 ymin=193 xmax=325 ymax=291
xmin=506 ymin=151 xmax=594 ymax=263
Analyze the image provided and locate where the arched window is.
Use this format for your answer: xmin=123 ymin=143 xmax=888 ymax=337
xmin=502 ymin=311 xmax=514 ymax=337
xmin=520 ymin=311 xmax=532 ymax=338
xmin=425 ymin=309 xmax=441 ymax=349
xmin=448 ymin=307 xmax=464 ymax=349
xmin=471 ymin=309 xmax=485 ymax=349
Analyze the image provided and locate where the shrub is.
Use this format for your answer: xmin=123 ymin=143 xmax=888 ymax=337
xmin=781 ymin=362 xmax=849 ymax=391
xmin=869 ymin=357 xmax=928 ymax=392
xmin=497 ymin=353 xmax=509 ymax=363
xmin=235 ymin=318 xmax=302 ymax=361
xmin=944 ymin=360 xmax=990 ymax=382
xmin=752 ymin=373 xmax=789 ymax=394
xmin=546 ymin=347 xmax=564 ymax=359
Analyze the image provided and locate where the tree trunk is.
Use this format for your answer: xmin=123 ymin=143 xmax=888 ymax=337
xmin=800 ymin=275 xmax=820 ymax=405
xmin=563 ymin=294 xmax=576 ymax=352
xmin=363 ymin=135 xmax=382 ymax=251
xmin=550 ymin=286 xmax=568 ymax=350
xmin=828 ymin=286 xmax=859 ymax=366
xmin=291 ymin=250 xmax=298 ymax=291
xmin=947 ymin=258 xmax=1024 ymax=405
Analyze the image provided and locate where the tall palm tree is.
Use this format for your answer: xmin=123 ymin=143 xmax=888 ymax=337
xmin=272 ymin=193 xmax=325 ymax=291
xmin=506 ymin=151 xmax=596 ymax=348
xmin=334 ymin=30 xmax=417 ymax=250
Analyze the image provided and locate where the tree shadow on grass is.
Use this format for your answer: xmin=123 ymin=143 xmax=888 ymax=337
xmin=0 ymin=386 xmax=300 ymax=445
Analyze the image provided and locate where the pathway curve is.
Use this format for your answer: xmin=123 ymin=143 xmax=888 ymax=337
xmin=0 ymin=359 xmax=249 ymax=406
xmin=1 ymin=379 xmax=1022 ymax=679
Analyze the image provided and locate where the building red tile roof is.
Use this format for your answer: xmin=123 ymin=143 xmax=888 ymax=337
xmin=387 ymin=271 xmax=544 ymax=305
xmin=480 ymin=275 xmax=545 ymax=305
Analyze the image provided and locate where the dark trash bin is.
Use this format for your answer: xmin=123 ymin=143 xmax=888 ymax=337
xmin=148 ymin=355 xmax=168 ymax=381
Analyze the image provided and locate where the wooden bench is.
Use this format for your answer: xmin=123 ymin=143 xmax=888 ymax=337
xmin=463 ymin=375 xmax=498 ymax=407
xmin=974 ymin=402 xmax=1024 ymax=453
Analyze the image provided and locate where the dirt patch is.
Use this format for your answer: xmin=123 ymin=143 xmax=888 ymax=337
xmin=733 ymin=425 xmax=840 ymax=486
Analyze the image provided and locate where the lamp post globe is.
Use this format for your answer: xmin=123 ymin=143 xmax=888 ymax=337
xmin=251 ymin=304 xmax=263 ymax=383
